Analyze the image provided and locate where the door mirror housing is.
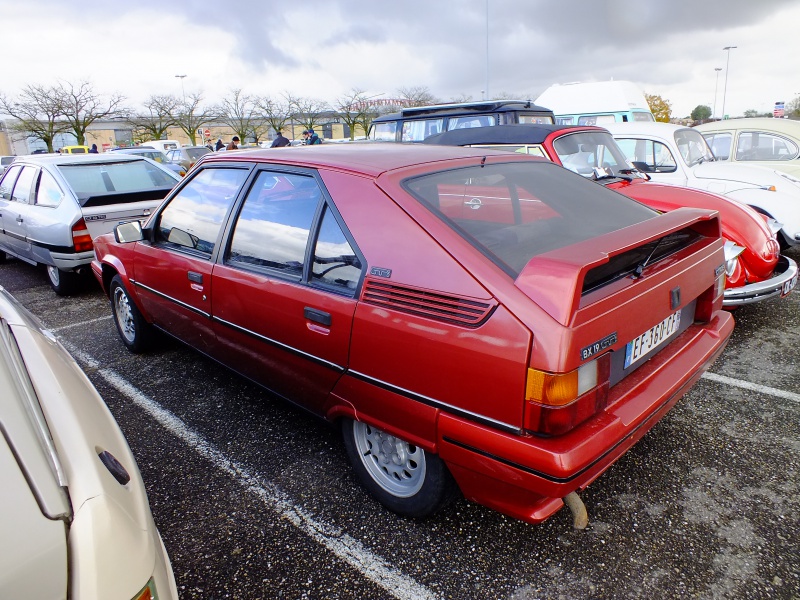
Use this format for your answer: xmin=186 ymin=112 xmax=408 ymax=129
xmin=115 ymin=220 xmax=144 ymax=243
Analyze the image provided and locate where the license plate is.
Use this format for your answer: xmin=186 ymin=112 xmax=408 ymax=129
xmin=781 ymin=273 xmax=798 ymax=297
xmin=624 ymin=310 xmax=681 ymax=369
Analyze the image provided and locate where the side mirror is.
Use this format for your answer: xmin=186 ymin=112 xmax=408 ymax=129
xmin=115 ymin=220 xmax=144 ymax=243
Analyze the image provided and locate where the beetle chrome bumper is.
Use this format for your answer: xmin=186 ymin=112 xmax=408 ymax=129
xmin=723 ymin=255 xmax=798 ymax=306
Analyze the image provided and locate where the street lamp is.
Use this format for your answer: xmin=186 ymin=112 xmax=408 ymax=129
xmin=720 ymin=46 xmax=736 ymax=120
xmin=713 ymin=67 xmax=722 ymax=120
xmin=175 ymin=74 xmax=187 ymax=103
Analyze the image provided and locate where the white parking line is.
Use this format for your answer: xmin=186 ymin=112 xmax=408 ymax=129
xmin=49 ymin=315 xmax=112 ymax=332
xmin=701 ymin=371 xmax=800 ymax=404
xmin=63 ymin=342 xmax=440 ymax=600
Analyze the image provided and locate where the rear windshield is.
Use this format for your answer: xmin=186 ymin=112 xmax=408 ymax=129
xmin=404 ymin=161 xmax=657 ymax=277
xmin=57 ymin=160 xmax=178 ymax=200
xmin=187 ymin=147 xmax=211 ymax=160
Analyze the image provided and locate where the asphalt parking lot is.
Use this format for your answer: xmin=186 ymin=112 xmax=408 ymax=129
xmin=1 ymin=248 xmax=799 ymax=600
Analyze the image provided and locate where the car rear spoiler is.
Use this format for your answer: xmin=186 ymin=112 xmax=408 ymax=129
xmin=514 ymin=208 xmax=722 ymax=326
xmin=77 ymin=188 xmax=173 ymax=208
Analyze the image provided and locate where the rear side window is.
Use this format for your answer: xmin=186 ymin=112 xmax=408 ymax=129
xmin=447 ymin=115 xmax=496 ymax=130
xmin=156 ymin=167 xmax=248 ymax=256
xmin=401 ymin=119 xmax=443 ymax=141
xmin=35 ymin=170 xmax=63 ymax=207
xmin=735 ymin=131 xmax=799 ymax=161
xmin=404 ymin=161 xmax=656 ymax=277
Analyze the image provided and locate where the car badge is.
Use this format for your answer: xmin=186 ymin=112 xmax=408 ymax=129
xmin=370 ymin=267 xmax=392 ymax=279
xmin=581 ymin=333 xmax=617 ymax=361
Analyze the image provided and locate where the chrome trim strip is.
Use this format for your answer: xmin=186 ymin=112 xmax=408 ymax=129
xmin=130 ymin=279 xmax=211 ymax=318
xmin=213 ymin=316 xmax=345 ymax=372
xmin=723 ymin=255 xmax=798 ymax=306
xmin=348 ymin=369 xmax=521 ymax=434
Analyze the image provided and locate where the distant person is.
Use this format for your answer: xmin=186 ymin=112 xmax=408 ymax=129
xmin=226 ymin=136 xmax=240 ymax=151
xmin=270 ymin=130 xmax=290 ymax=148
xmin=215 ymin=138 xmax=224 ymax=151
xmin=89 ymin=144 xmax=99 ymax=153
xmin=304 ymin=129 xmax=321 ymax=145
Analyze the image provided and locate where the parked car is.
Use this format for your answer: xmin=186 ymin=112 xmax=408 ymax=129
xmin=0 ymin=285 xmax=178 ymax=599
xmin=164 ymin=145 xmax=212 ymax=171
xmin=139 ymin=140 xmax=181 ymax=154
xmin=0 ymin=156 xmax=16 ymax=175
xmin=696 ymin=117 xmax=800 ymax=178
xmin=92 ymin=144 xmax=733 ymax=527
xmin=111 ymin=147 xmax=187 ymax=177
xmin=605 ymin=121 xmax=800 ymax=249
xmin=368 ymin=100 xmax=555 ymax=142
xmin=0 ymin=153 xmax=180 ymax=295
xmin=59 ymin=145 xmax=92 ymax=154
xmin=424 ymin=125 xmax=798 ymax=306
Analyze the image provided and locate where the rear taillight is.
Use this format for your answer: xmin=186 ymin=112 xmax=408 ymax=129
xmin=524 ymin=353 xmax=611 ymax=436
xmin=72 ymin=218 xmax=93 ymax=252
xmin=696 ymin=263 xmax=726 ymax=321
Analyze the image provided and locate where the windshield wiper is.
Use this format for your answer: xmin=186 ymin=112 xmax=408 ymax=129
xmin=631 ymin=237 xmax=664 ymax=279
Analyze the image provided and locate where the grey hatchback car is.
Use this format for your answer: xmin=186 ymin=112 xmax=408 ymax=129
xmin=0 ymin=153 xmax=179 ymax=294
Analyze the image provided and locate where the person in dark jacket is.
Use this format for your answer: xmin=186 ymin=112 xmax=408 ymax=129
xmin=215 ymin=138 xmax=224 ymax=151
xmin=226 ymin=136 xmax=240 ymax=151
xmin=303 ymin=129 xmax=321 ymax=145
xmin=270 ymin=130 xmax=290 ymax=148
xmin=88 ymin=144 xmax=99 ymax=153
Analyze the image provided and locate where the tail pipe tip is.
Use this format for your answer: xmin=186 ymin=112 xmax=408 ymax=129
xmin=564 ymin=491 xmax=589 ymax=530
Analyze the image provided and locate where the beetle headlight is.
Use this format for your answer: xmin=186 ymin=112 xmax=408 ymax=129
xmin=723 ymin=240 xmax=746 ymax=277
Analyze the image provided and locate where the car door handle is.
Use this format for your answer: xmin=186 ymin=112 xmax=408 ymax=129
xmin=304 ymin=307 xmax=331 ymax=326
xmin=16 ymin=216 xmax=23 ymax=223
xmin=187 ymin=271 xmax=203 ymax=284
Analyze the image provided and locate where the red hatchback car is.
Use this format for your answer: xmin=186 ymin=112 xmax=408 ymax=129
xmin=92 ymin=144 xmax=733 ymax=526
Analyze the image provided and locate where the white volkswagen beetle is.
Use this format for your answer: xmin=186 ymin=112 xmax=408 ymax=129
xmin=607 ymin=121 xmax=800 ymax=248
xmin=0 ymin=285 xmax=178 ymax=599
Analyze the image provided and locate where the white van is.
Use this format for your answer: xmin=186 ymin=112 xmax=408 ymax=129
xmin=140 ymin=140 xmax=181 ymax=153
xmin=535 ymin=81 xmax=655 ymax=126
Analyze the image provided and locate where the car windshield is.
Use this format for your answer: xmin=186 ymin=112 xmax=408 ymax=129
xmin=552 ymin=131 xmax=640 ymax=178
xmin=57 ymin=160 xmax=178 ymax=200
xmin=404 ymin=161 xmax=656 ymax=277
xmin=187 ymin=147 xmax=211 ymax=160
xmin=674 ymin=129 xmax=715 ymax=167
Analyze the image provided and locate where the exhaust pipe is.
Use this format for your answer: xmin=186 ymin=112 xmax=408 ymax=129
xmin=564 ymin=492 xmax=588 ymax=529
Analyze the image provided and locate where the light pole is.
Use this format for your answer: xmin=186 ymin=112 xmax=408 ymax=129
xmin=720 ymin=46 xmax=736 ymax=120
xmin=713 ymin=67 xmax=722 ymax=120
xmin=485 ymin=0 xmax=489 ymax=100
xmin=175 ymin=74 xmax=187 ymax=103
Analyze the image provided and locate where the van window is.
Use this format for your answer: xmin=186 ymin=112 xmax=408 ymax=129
xmin=371 ymin=122 xmax=396 ymax=141
xmin=518 ymin=114 xmax=555 ymax=124
xmin=633 ymin=112 xmax=656 ymax=122
xmin=577 ymin=115 xmax=617 ymax=126
xmin=447 ymin=115 xmax=496 ymax=130
xmin=401 ymin=119 xmax=443 ymax=141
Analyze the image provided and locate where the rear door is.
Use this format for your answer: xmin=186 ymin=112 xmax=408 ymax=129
xmin=133 ymin=166 xmax=250 ymax=352
xmin=211 ymin=169 xmax=362 ymax=412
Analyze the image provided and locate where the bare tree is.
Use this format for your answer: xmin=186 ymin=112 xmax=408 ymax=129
xmin=397 ymin=86 xmax=440 ymax=107
xmin=58 ymin=81 xmax=126 ymax=146
xmin=286 ymin=93 xmax=330 ymax=134
xmin=129 ymin=95 xmax=181 ymax=143
xmin=448 ymin=93 xmax=474 ymax=104
xmin=255 ymin=95 xmax=292 ymax=141
xmin=176 ymin=92 xmax=218 ymax=145
xmin=216 ymin=89 xmax=263 ymax=144
xmin=334 ymin=89 xmax=375 ymax=140
xmin=0 ymin=84 xmax=71 ymax=152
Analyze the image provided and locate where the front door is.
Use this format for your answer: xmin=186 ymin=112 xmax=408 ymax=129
xmin=0 ymin=165 xmax=36 ymax=258
xmin=133 ymin=166 xmax=250 ymax=352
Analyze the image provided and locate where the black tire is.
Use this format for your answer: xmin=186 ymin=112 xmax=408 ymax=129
xmin=109 ymin=275 xmax=152 ymax=353
xmin=341 ymin=418 xmax=456 ymax=518
xmin=46 ymin=265 xmax=82 ymax=296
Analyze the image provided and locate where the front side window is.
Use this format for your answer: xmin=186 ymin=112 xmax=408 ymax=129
xmin=227 ymin=171 xmax=322 ymax=276
xmin=404 ymin=161 xmax=656 ymax=277
xmin=35 ymin=170 xmax=63 ymax=207
xmin=735 ymin=131 xmax=799 ymax=161
xmin=615 ymin=138 xmax=677 ymax=173
xmin=156 ymin=167 xmax=248 ymax=256
xmin=10 ymin=166 xmax=36 ymax=203
xmin=370 ymin=121 xmax=397 ymax=141
xmin=703 ymin=132 xmax=732 ymax=160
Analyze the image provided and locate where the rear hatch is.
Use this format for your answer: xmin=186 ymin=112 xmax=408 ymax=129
xmin=80 ymin=191 xmax=166 ymax=238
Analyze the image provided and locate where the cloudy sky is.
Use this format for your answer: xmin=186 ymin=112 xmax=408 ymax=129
xmin=3 ymin=0 xmax=799 ymax=118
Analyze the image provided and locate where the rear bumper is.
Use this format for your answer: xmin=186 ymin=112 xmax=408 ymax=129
xmin=438 ymin=310 xmax=734 ymax=525
xmin=723 ymin=255 xmax=798 ymax=306
xmin=50 ymin=250 xmax=95 ymax=271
